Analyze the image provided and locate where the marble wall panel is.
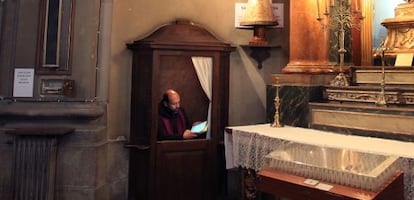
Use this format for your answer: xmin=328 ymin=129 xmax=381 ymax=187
xmin=266 ymin=85 xmax=324 ymax=128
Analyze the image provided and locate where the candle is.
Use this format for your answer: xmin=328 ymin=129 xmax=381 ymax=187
xmin=361 ymin=0 xmax=365 ymax=17
xmin=317 ymin=0 xmax=321 ymax=18
xmin=355 ymin=0 xmax=359 ymax=11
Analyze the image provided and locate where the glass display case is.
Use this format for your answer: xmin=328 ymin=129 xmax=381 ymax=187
xmin=264 ymin=143 xmax=402 ymax=191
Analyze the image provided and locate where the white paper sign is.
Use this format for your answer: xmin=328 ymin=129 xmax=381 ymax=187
xmin=13 ymin=68 xmax=34 ymax=97
xmin=394 ymin=53 xmax=413 ymax=67
xmin=235 ymin=3 xmax=284 ymax=28
xmin=315 ymin=183 xmax=333 ymax=191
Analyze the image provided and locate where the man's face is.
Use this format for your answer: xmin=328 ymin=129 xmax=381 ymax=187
xmin=166 ymin=93 xmax=181 ymax=112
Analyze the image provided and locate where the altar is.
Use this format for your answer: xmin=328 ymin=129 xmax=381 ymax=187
xmin=225 ymin=124 xmax=414 ymax=199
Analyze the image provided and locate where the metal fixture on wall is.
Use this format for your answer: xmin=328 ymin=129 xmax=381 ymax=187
xmin=40 ymin=79 xmax=75 ymax=97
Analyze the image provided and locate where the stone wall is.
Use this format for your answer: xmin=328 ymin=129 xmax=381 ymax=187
xmin=0 ymin=101 xmax=128 ymax=200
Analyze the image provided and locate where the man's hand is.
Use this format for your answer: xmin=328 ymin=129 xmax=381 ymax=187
xmin=183 ymin=129 xmax=198 ymax=139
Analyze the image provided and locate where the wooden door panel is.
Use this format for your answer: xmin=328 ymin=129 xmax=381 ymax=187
xmin=155 ymin=140 xmax=213 ymax=200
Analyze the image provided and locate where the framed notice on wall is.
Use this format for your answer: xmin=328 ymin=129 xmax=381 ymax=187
xmin=13 ymin=68 xmax=34 ymax=97
xmin=235 ymin=3 xmax=284 ymax=28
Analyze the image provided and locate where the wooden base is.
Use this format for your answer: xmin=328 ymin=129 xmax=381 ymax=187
xmin=256 ymin=168 xmax=404 ymax=200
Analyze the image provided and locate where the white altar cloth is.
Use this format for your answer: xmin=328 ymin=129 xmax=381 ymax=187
xmin=225 ymin=124 xmax=414 ymax=169
xmin=224 ymin=123 xmax=414 ymax=199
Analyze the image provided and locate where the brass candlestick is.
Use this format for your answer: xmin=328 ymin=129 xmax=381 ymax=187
xmin=376 ymin=49 xmax=387 ymax=106
xmin=271 ymin=78 xmax=283 ymax=128
xmin=330 ymin=26 xmax=350 ymax=86
xmin=330 ymin=0 xmax=353 ymax=86
xmin=319 ymin=0 xmax=364 ymax=87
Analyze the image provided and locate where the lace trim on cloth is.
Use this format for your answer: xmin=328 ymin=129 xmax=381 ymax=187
xmin=230 ymin=130 xmax=292 ymax=170
xmin=402 ymin=158 xmax=414 ymax=199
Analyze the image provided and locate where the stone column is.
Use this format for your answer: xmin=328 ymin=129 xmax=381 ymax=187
xmin=282 ymin=0 xmax=334 ymax=74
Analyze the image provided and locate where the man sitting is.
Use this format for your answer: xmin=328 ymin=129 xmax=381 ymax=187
xmin=158 ymin=89 xmax=200 ymax=140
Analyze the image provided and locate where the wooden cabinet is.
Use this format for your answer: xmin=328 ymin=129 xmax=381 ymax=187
xmin=127 ymin=19 xmax=234 ymax=200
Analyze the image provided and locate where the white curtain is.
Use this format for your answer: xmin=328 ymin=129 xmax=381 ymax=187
xmin=191 ymin=56 xmax=212 ymax=139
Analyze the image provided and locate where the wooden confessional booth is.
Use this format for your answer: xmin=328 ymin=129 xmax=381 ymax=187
xmin=127 ymin=19 xmax=235 ymax=200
